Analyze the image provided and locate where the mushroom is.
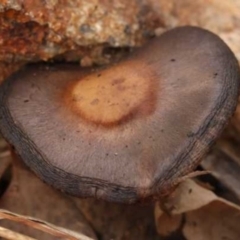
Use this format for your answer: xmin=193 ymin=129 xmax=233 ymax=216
xmin=0 ymin=27 xmax=239 ymax=204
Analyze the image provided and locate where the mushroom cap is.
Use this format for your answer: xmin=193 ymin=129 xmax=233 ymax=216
xmin=0 ymin=27 xmax=239 ymax=203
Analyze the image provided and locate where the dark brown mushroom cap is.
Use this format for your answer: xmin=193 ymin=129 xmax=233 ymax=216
xmin=0 ymin=27 xmax=239 ymax=203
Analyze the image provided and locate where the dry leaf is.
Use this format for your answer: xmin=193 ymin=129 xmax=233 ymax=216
xmin=0 ymin=209 xmax=94 ymax=240
xmin=0 ymin=225 xmax=36 ymax=240
xmin=184 ymin=200 xmax=240 ymax=240
xmin=155 ymin=179 xmax=240 ymax=240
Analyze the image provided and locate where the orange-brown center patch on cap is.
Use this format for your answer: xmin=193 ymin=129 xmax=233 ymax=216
xmin=65 ymin=61 xmax=158 ymax=126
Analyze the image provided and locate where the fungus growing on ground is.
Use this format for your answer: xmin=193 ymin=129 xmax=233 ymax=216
xmin=0 ymin=27 xmax=239 ymax=203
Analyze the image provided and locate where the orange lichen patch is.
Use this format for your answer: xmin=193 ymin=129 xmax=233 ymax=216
xmin=0 ymin=10 xmax=49 ymax=59
xmin=66 ymin=61 xmax=158 ymax=126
